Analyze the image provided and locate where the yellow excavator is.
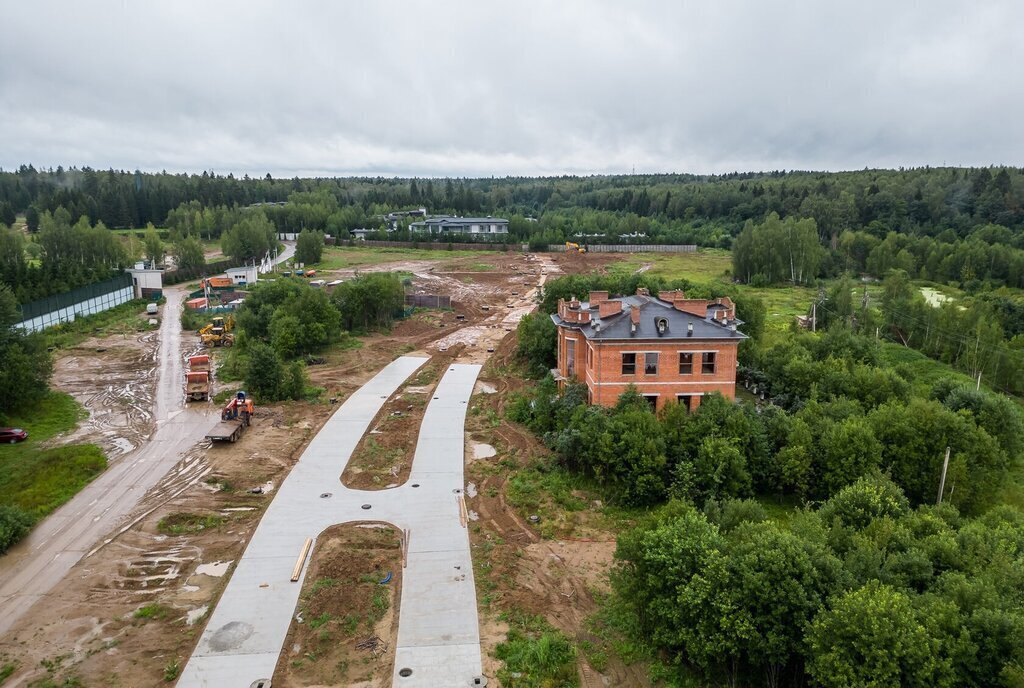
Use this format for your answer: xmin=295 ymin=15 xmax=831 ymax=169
xmin=199 ymin=315 xmax=235 ymax=347
xmin=565 ymin=241 xmax=586 ymax=254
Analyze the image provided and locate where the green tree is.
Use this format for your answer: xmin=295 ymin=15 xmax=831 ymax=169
xmin=143 ymin=223 xmax=165 ymax=265
xmin=0 ymin=284 xmax=53 ymax=412
xmin=332 ymin=272 xmax=405 ymax=331
xmin=294 ymin=228 xmax=324 ymax=265
xmin=515 ymin=312 xmax=557 ymax=377
xmin=0 ymin=201 xmax=15 ymax=228
xmin=173 ymin=235 xmax=205 ymax=271
xmin=221 ymin=212 xmax=276 ymax=261
xmin=244 ymin=341 xmax=284 ymax=400
xmin=807 ymin=582 xmax=954 ymax=688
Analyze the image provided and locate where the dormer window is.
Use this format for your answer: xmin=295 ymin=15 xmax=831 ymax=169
xmin=656 ymin=317 xmax=668 ymax=334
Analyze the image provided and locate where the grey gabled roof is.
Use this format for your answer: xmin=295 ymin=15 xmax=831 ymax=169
xmin=411 ymin=216 xmax=509 ymax=226
xmin=551 ymin=295 xmax=747 ymax=341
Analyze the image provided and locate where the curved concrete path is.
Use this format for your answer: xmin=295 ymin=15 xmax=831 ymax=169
xmin=178 ymin=357 xmax=484 ymax=687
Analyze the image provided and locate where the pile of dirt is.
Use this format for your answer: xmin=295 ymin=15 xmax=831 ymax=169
xmin=273 ymin=524 xmax=403 ymax=688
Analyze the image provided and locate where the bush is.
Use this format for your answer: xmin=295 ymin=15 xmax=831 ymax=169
xmin=0 ymin=505 xmax=35 ymax=554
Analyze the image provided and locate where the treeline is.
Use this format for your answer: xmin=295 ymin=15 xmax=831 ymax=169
xmin=4 ymin=164 xmax=1022 ymax=243
xmin=0 ymin=208 xmax=129 ymax=303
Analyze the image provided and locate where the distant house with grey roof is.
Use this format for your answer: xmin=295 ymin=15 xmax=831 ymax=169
xmin=409 ymin=216 xmax=509 ymax=236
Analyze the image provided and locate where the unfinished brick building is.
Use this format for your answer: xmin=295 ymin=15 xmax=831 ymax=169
xmin=550 ymin=288 xmax=746 ymax=412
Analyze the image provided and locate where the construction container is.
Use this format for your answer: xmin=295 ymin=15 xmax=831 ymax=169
xmin=186 ymin=297 xmax=208 ymax=310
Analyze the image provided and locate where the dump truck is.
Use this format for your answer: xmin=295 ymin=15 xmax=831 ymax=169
xmin=206 ymin=391 xmax=255 ymax=443
xmin=185 ymin=371 xmax=210 ymax=401
xmin=188 ymin=354 xmax=211 ymax=373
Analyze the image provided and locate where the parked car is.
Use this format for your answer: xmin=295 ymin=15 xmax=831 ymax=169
xmin=0 ymin=427 xmax=28 ymax=443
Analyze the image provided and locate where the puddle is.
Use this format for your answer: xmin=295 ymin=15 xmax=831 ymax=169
xmin=221 ymin=507 xmax=256 ymax=512
xmin=466 ymin=482 xmax=478 ymax=498
xmin=186 ymin=605 xmax=209 ymax=625
xmin=471 ymin=443 xmax=496 ymax=460
xmin=182 ymin=584 xmax=200 ymax=593
xmin=195 ymin=560 xmax=233 ymax=577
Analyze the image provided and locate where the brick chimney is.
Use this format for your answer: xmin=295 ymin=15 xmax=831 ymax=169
xmin=588 ymin=290 xmax=609 ymax=306
xmin=598 ymin=300 xmax=623 ymax=317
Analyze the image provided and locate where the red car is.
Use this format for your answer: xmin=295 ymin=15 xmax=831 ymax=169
xmin=0 ymin=427 xmax=28 ymax=444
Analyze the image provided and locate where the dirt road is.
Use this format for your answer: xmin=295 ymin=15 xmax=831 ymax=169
xmin=0 ymin=286 xmax=214 ymax=636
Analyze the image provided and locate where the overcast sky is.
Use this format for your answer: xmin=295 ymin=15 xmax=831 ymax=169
xmin=1 ymin=1 xmax=1021 ymax=177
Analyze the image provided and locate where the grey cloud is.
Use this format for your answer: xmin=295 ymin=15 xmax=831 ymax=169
xmin=0 ymin=0 xmax=1021 ymax=177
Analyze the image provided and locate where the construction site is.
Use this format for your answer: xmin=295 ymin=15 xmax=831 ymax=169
xmin=0 ymin=247 xmax=631 ymax=688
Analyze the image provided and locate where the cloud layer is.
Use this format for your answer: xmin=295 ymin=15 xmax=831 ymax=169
xmin=1 ymin=1 xmax=1021 ymax=176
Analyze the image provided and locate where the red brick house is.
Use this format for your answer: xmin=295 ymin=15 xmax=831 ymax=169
xmin=550 ymin=289 xmax=746 ymax=412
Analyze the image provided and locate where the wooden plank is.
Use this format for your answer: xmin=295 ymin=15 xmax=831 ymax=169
xmin=291 ymin=537 xmax=313 ymax=582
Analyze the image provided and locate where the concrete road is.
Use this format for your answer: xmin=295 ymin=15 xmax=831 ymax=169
xmin=178 ymin=359 xmax=485 ymax=688
xmin=0 ymin=286 xmax=214 ymax=636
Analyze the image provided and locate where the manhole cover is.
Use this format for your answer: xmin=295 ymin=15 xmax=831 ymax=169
xmin=398 ymin=668 xmax=413 ymax=678
xmin=453 ymin=488 xmax=462 ymax=494
xmin=529 ymin=514 xmax=540 ymax=523
xmin=320 ymin=492 xmax=332 ymax=498
xmin=250 ymin=681 xmax=272 ymax=688
xmin=470 ymin=678 xmax=488 ymax=687
xmin=412 ymin=483 xmax=420 ymax=488
xmin=361 ymin=504 xmax=372 ymax=510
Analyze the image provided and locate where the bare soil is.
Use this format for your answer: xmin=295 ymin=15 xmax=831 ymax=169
xmin=465 ymin=336 xmax=649 ymax=687
xmin=272 ymin=523 xmax=403 ymax=688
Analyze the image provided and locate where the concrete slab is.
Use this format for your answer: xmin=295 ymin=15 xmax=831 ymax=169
xmin=177 ymin=356 xmax=428 ymax=687
xmin=178 ymin=358 xmax=485 ymax=688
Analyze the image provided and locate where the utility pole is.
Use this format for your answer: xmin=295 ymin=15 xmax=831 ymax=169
xmin=811 ymin=301 xmax=816 ymax=332
xmin=937 ymin=446 xmax=951 ymax=505
xmin=976 ymin=371 xmax=982 ymax=391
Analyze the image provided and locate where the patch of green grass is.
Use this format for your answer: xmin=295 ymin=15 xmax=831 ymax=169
xmin=315 ymin=246 xmax=487 ymax=270
xmin=607 ymin=249 xmax=732 ymax=283
xmin=162 ymin=659 xmax=179 ymax=682
xmin=506 ymin=463 xmax=591 ymax=534
xmin=0 ymin=662 xmax=17 ymax=685
xmin=43 ymin=299 xmax=155 ymax=350
xmin=156 ymin=513 xmax=226 ymax=535
xmin=368 ymin=587 xmax=389 ymax=625
xmin=308 ymin=577 xmax=338 ymax=596
xmin=495 ymin=611 xmax=578 ymax=688
xmin=0 ymin=392 xmax=104 ymax=522
xmin=133 ymin=603 xmax=172 ymax=620
xmin=309 ymin=612 xmax=332 ymax=629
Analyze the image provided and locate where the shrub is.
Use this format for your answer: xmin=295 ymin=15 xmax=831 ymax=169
xmin=0 ymin=505 xmax=35 ymax=554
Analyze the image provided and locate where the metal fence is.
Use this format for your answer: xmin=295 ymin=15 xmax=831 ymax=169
xmin=547 ymin=244 xmax=698 ymax=253
xmin=405 ymin=294 xmax=452 ymax=309
xmin=16 ymin=273 xmax=135 ymax=332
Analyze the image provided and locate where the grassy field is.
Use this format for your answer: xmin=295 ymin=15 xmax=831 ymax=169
xmin=607 ymin=249 xmax=814 ymax=328
xmin=43 ymin=299 xmax=156 ymax=350
xmin=314 ymin=246 xmax=499 ymax=270
xmin=0 ymin=392 xmax=105 ymax=519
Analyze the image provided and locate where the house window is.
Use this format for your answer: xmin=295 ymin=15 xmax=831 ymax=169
xmin=677 ymin=394 xmax=697 ymax=412
xmin=566 ymin=339 xmax=576 ymax=377
xmin=586 ymin=344 xmax=592 ymax=367
xmin=679 ymin=352 xmax=693 ymax=375
xmin=645 ymin=352 xmax=659 ymax=375
xmin=702 ymin=351 xmax=717 ymax=375
xmin=621 ymin=353 xmax=636 ymax=375
xmin=643 ymin=394 xmax=659 ymax=411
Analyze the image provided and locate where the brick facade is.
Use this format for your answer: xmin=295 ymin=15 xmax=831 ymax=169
xmin=553 ymin=290 xmax=744 ymax=412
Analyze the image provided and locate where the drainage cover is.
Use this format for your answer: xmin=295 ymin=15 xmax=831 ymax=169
xmin=470 ymin=678 xmax=488 ymax=687
xmin=320 ymin=492 xmax=332 ymax=498
xmin=250 ymin=681 xmax=272 ymax=688
xmin=361 ymin=504 xmax=372 ymax=510
xmin=453 ymin=488 xmax=462 ymax=494
xmin=412 ymin=483 xmax=420 ymax=488
xmin=398 ymin=668 xmax=413 ymax=677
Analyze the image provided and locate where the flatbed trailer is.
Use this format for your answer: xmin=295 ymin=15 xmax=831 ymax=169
xmin=206 ymin=420 xmax=246 ymax=443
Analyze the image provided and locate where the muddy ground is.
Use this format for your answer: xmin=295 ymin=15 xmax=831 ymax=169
xmin=0 ymin=249 xmax=632 ymax=687
xmin=272 ymin=524 xmax=403 ymax=688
